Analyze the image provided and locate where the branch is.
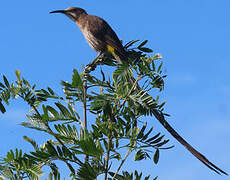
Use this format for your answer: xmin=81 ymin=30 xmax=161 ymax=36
xmin=83 ymin=73 xmax=88 ymax=163
xmin=83 ymin=74 xmax=87 ymax=130
xmin=112 ymin=149 xmax=132 ymax=180
xmin=82 ymin=54 xmax=103 ymax=163
xmin=104 ymin=137 xmax=112 ymax=180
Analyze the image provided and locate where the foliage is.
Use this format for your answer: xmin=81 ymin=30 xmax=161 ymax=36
xmin=0 ymin=40 xmax=172 ymax=179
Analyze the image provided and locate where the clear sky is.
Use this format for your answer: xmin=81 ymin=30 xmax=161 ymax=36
xmin=0 ymin=0 xmax=229 ymax=179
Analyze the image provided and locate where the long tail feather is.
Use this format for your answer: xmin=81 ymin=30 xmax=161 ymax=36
xmin=151 ymin=109 xmax=228 ymax=175
xmin=114 ymin=50 xmax=228 ymax=175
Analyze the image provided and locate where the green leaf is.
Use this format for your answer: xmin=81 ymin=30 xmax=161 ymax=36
xmin=62 ymin=146 xmax=71 ymax=158
xmin=138 ymin=40 xmax=148 ymax=48
xmin=155 ymin=140 xmax=169 ymax=147
xmin=157 ymin=62 xmax=163 ymax=73
xmin=76 ymin=163 xmax=98 ymax=180
xmin=158 ymin=100 xmax=166 ymax=109
xmin=150 ymin=135 xmax=165 ymax=144
xmin=144 ymin=175 xmax=150 ymax=180
xmin=46 ymin=142 xmax=58 ymax=156
xmin=56 ymin=146 xmax=63 ymax=157
xmin=0 ymin=100 xmax=6 ymax=113
xmin=23 ymin=136 xmax=39 ymax=151
xmin=0 ymin=82 xmax=5 ymax=88
xmin=146 ymin=133 xmax=161 ymax=143
xmin=3 ymin=76 xmax=10 ymax=88
xmin=41 ymin=89 xmax=50 ymax=96
xmin=72 ymin=69 xmax=83 ymax=89
xmin=92 ymin=125 xmax=102 ymax=138
xmin=153 ymin=149 xmax=159 ymax=164
xmin=55 ymin=102 xmax=71 ymax=118
xmin=138 ymin=47 xmax=153 ymax=53
xmin=78 ymin=135 xmax=102 ymax=158
xmin=134 ymin=150 xmax=145 ymax=161
xmin=141 ymin=127 xmax=153 ymax=141
xmin=42 ymin=105 xmax=49 ymax=121
xmin=124 ymin=40 xmax=140 ymax=48
xmin=66 ymin=162 xmax=75 ymax=175
xmin=47 ymin=87 xmax=55 ymax=95
xmin=132 ymin=127 xmax=139 ymax=137
xmin=135 ymin=170 xmax=142 ymax=180
xmin=15 ymin=70 xmax=21 ymax=80
xmin=137 ymin=123 xmax=147 ymax=139
xmin=100 ymin=69 xmax=105 ymax=82
xmin=47 ymin=105 xmax=59 ymax=118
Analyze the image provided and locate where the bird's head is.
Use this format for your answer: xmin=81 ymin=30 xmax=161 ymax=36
xmin=50 ymin=7 xmax=87 ymax=22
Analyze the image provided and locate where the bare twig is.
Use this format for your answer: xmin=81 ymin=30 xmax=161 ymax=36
xmin=83 ymin=75 xmax=88 ymax=130
xmin=82 ymin=54 xmax=103 ymax=163
xmin=112 ymin=149 xmax=132 ymax=180
xmin=104 ymin=137 xmax=112 ymax=180
xmin=82 ymin=73 xmax=88 ymax=163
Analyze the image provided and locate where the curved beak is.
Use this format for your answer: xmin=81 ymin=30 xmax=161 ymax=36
xmin=50 ymin=10 xmax=67 ymax=14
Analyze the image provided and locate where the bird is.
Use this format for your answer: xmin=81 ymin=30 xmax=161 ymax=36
xmin=50 ymin=7 xmax=127 ymax=65
xmin=50 ymin=7 xmax=228 ymax=175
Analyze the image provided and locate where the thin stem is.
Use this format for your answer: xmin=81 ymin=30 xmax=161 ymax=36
xmin=112 ymin=149 xmax=132 ymax=180
xmin=104 ymin=137 xmax=112 ymax=180
xmin=83 ymin=73 xmax=89 ymax=163
xmin=82 ymin=53 xmax=102 ymax=128
xmin=82 ymin=53 xmax=103 ymax=163
xmin=83 ymin=75 xmax=87 ymax=130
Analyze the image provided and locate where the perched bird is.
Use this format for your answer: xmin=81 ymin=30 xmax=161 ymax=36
xmin=50 ymin=7 xmax=127 ymax=64
xmin=50 ymin=7 xmax=228 ymax=175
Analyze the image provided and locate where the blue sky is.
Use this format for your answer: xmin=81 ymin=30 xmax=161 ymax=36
xmin=0 ymin=0 xmax=230 ymax=179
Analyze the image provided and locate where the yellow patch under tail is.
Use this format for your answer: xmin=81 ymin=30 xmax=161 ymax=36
xmin=106 ymin=44 xmax=123 ymax=64
xmin=106 ymin=45 xmax=116 ymax=57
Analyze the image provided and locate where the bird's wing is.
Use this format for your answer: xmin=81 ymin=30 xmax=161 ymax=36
xmin=86 ymin=15 xmax=127 ymax=61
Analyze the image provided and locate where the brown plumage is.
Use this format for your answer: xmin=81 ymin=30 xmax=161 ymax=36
xmin=50 ymin=7 xmax=127 ymax=64
xmin=50 ymin=7 xmax=228 ymax=175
